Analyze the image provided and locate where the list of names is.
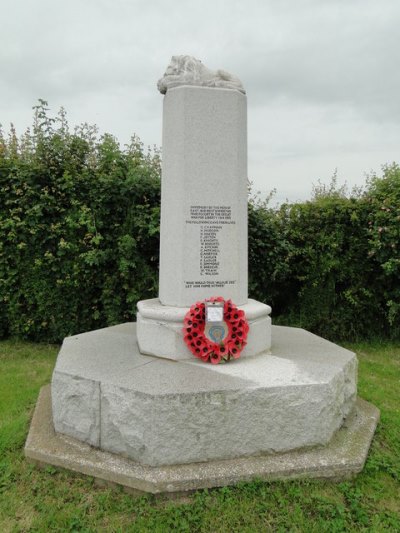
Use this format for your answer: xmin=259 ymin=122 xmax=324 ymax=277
xmin=184 ymin=205 xmax=236 ymax=290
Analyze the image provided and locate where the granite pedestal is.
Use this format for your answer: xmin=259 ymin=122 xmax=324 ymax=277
xmin=25 ymin=387 xmax=380 ymax=494
xmin=51 ymin=324 xmax=358 ymax=467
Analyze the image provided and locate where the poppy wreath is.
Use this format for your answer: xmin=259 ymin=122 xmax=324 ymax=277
xmin=183 ymin=296 xmax=249 ymax=364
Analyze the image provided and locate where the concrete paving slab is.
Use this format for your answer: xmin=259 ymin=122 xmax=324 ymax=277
xmin=25 ymin=385 xmax=379 ymax=494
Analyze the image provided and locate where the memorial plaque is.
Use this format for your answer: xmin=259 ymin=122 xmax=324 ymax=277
xmin=206 ymin=302 xmax=224 ymax=323
xmin=204 ymin=300 xmax=228 ymax=343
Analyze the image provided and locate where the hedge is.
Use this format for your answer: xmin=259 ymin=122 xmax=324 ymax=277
xmin=0 ymin=102 xmax=160 ymax=341
xmin=1 ymin=102 xmax=399 ymax=342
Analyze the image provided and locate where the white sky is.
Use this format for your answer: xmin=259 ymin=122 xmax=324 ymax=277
xmin=1 ymin=0 xmax=399 ymax=204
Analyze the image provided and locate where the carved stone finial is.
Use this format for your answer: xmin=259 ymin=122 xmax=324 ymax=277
xmin=157 ymin=55 xmax=245 ymax=95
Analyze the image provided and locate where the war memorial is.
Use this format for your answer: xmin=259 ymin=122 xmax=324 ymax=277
xmin=25 ymin=56 xmax=379 ymax=494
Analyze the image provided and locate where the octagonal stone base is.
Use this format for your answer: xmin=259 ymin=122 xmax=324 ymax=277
xmin=25 ymin=387 xmax=380 ymax=494
xmin=136 ymin=298 xmax=272 ymax=360
xmin=51 ymin=323 xmax=358 ymax=467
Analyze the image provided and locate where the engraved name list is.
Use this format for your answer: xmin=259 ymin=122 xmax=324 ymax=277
xmin=185 ymin=205 xmax=236 ymax=290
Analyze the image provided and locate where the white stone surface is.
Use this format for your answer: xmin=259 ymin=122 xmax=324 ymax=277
xmin=27 ymin=387 xmax=380 ymax=493
xmin=51 ymin=323 xmax=358 ymax=467
xmin=52 ymin=373 xmax=100 ymax=447
xmin=136 ymin=297 xmax=271 ymax=360
xmin=158 ymin=86 xmax=248 ymax=307
xmin=157 ymin=55 xmax=245 ymax=94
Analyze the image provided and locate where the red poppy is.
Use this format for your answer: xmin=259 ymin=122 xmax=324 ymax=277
xmin=230 ymin=346 xmax=241 ymax=359
xmin=211 ymin=343 xmax=226 ymax=357
xmin=230 ymin=310 xmax=245 ymax=324
xmin=210 ymin=351 xmax=222 ymax=365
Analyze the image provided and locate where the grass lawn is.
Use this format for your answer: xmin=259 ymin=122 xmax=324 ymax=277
xmin=0 ymin=339 xmax=399 ymax=532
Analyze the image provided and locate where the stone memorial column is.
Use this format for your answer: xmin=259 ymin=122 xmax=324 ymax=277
xmin=136 ymin=56 xmax=271 ymax=359
xmin=159 ymin=85 xmax=248 ymax=306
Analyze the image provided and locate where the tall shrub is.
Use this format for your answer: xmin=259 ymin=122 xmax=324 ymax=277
xmin=0 ymin=101 xmax=161 ymax=341
xmin=364 ymin=163 xmax=400 ymax=335
xmin=248 ymin=192 xmax=292 ymax=310
xmin=1 ymin=102 xmax=399 ymax=342
xmin=277 ymin=194 xmax=381 ymax=339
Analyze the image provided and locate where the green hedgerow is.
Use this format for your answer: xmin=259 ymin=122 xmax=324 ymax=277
xmin=0 ymin=101 xmax=161 ymax=342
xmin=1 ymin=102 xmax=399 ymax=342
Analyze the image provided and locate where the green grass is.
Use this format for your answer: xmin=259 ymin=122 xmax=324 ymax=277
xmin=0 ymin=339 xmax=399 ymax=532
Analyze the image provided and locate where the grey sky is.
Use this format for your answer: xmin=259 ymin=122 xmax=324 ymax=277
xmin=1 ymin=0 xmax=399 ymax=203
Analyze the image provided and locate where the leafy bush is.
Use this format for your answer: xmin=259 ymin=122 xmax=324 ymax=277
xmin=1 ymin=102 xmax=399 ymax=342
xmin=0 ymin=101 xmax=161 ymax=341
xmin=247 ymin=194 xmax=293 ymax=311
xmin=364 ymin=164 xmax=400 ymax=333
xmin=267 ymin=167 xmax=400 ymax=340
xmin=275 ymin=195 xmax=381 ymax=339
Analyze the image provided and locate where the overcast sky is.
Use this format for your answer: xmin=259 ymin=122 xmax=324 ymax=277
xmin=1 ymin=0 xmax=399 ymax=203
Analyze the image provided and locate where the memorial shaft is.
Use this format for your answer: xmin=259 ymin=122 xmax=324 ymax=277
xmin=159 ymin=86 xmax=248 ymax=307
